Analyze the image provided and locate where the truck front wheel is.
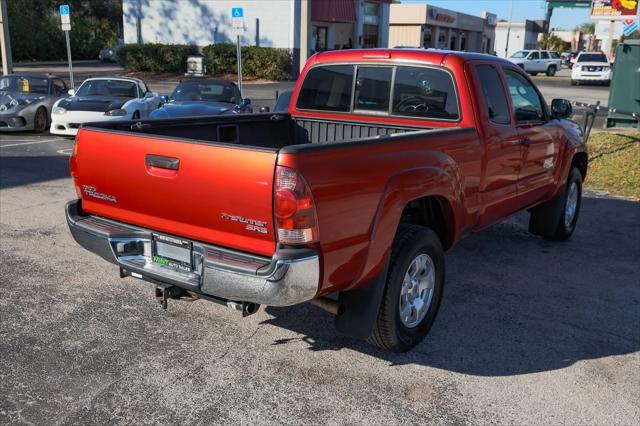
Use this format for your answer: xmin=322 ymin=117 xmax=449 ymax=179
xmin=529 ymin=167 xmax=583 ymax=241
xmin=367 ymin=224 xmax=445 ymax=352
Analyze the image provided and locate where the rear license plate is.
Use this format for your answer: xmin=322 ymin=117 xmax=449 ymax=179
xmin=152 ymin=234 xmax=193 ymax=272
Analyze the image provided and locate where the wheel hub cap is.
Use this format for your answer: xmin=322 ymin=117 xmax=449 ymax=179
xmin=399 ymin=253 xmax=435 ymax=328
xmin=564 ymin=182 xmax=578 ymax=228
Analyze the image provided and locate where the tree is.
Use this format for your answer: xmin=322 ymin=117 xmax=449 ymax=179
xmin=573 ymin=22 xmax=595 ymax=35
xmin=539 ymin=33 xmax=566 ymax=53
xmin=7 ymin=0 xmax=122 ymax=61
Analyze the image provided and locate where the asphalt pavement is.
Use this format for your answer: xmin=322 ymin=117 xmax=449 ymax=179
xmin=0 ymin=131 xmax=639 ymax=424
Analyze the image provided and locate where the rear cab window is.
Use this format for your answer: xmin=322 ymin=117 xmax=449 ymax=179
xmin=296 ymin=64 xmax=459 ymax=121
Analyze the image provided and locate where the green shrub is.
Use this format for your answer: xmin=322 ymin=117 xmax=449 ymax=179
xmin=203 ymin=44 xmax=292 ymax=80
xmin=117 ymin=43 xmax=197 ymax=73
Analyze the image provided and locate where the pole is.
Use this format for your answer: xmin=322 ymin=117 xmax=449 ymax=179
xmin=65 ymin=30 xmax=74 ymax=89
xmin=504 ymin=0 xmax=513 ymax=57
xmin=236 ymin=34 xmax=242 ymax=97
xmin=0 ymin=0 xmax=13 ymax=75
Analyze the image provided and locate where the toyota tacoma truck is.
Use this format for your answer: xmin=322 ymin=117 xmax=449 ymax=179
xmin=66 ymin=49 xmax=588 ymax=352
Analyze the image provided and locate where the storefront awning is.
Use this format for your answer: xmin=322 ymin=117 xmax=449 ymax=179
xmin=311 ymin=0 xmax=356 ymax=24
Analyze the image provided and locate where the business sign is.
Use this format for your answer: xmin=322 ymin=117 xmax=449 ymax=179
xmin=59 ymin=4 xmax=71 ymax=31
xmin=623 ymin=18 xmax=638 ymax=35
xmin=427 ymin=6 xmax=456 ymax=26
xmin=590 ymin=0 xmax=638 ymax=20
xmin=232 ymin=7 xmax=244 ymax=31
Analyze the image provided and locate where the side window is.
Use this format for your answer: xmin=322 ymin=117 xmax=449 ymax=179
xmin=137 ymin=82 xmax=148 ymax=97
xmin=528 ymin=51 xmax=540 ymax=60
xmin=392 ymin=66 xmax=459 ymax=120
xmin=52 ymin=79 xmax=67 ymax=94
xmin=476 ymin=65 xmax=510 ymax=125
xmin=354 ymin=67 xmax=392 ymax=112
xmin=549 ymin=52 xmax=560 ymax=59
xmin=503 ymin=69 xmax=545 ymax=122
xmin=296 ymin=65 xmax=354 ymax=112
xmin=540 ymin=51 xmax=550 ymax=60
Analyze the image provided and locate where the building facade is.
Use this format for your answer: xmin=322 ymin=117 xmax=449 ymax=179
xmin=494 ymin=20 xmax=545 ymax=58
xmin=388 ymin=3 xmax=496 ymax=54
xmin=122 ymin=0 xmax=390 ymax=75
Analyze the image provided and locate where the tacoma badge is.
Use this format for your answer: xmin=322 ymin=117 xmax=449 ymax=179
xmin=220 ymin=213 xmax=268 ymax=234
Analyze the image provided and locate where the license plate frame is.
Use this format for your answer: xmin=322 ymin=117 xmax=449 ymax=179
xmin=151 ymin=234 xmax=193 ymax=273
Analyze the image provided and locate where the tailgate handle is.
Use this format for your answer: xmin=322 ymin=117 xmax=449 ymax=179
xmin=146 ymin=154 xmax=179 ymax=170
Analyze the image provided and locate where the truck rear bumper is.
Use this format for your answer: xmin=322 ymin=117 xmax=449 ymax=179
xmin=65 ymin=199 xmax=320 ymax=306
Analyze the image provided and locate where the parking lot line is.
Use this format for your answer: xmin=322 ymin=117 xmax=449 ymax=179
xmin=0 ymin=139 xmax=64 ymax=148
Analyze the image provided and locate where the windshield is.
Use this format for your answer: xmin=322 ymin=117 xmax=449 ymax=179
xmin=170 ymin=82 xmax=239 ymax=103
xmin=510 ymin=51 xmax=529 ymax=59
xmin=75 ymin=79 xmax=138 ymax=98
xmin=0 ymin=76 xmax=49 ymax=94
xmin=577 ymin=53 xmax=608 ymax=63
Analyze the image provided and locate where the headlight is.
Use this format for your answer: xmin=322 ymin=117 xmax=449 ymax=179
xmin=52 ymin=106 xmax=67 ymax=114
xmin=104 ymin=109 xmax=127 ymax=116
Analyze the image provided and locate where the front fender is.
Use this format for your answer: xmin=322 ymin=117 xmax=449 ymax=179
xmin=351 ymin=164 xmax=463 ymax=290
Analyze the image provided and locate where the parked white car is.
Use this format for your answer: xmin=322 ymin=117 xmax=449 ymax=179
xmin=571 ymin=51 xmax=611 ymax=86
xmin=508 ymin=50 xmax=562 ymax=76
xmin=50 ymin=77 xmax=161 ymax=136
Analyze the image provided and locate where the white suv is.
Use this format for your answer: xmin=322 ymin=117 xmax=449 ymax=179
xmin=571 ymin=51 xmax=611 ymax=86
xmin=509 ymin=50 xmax=562 ymax=76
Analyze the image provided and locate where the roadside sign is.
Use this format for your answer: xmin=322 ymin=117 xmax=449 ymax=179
xmin=60 ymin=4 xmax=71 ymax=30
xmin=232 ymin=7 xmax=244 ymax=31
xmin=622 ymin=18 xmax=638 ymax=36
xmin=590 ymin=0 xmax=639 ymax=20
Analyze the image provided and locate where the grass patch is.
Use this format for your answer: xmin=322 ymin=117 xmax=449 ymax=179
xmin=585 ymin=131 xmax=640 ymax=198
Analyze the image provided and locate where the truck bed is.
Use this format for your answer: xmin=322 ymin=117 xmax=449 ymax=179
xmin=84 ymin=113 xmax=425 ymax=149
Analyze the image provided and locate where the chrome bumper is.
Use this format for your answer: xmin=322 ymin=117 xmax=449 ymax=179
xmin=65 ymin=199 xmax=320 ymax=306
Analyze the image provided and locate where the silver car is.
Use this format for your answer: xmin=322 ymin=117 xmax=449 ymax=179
xmin=0 ymin=74 xmax=69 ymax=133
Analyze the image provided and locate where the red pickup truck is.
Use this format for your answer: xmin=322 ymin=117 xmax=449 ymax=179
xmin=66 ymin=49 xmax=587 ymax=351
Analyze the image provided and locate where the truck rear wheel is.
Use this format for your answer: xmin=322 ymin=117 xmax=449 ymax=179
xmin=367 ymin=224 xmax=444 ymax=352
xmin=529 ymin=167 xmax=583 ymax=241
xmin=546 ymin=65 xmax=557 ymax=76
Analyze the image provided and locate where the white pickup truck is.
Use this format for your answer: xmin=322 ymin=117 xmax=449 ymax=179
xmin=508 ymin=50 xmax=562 ymax=76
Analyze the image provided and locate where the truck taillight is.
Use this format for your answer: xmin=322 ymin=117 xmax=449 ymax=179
xmin=275 ymin=166 xmax=318 ymax=244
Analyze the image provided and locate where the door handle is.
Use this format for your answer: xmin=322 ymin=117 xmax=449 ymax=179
xmin=145 ymin=154 xmax=179 ymax=170
xmin=521 ymin=138 xmax=531 ymax=148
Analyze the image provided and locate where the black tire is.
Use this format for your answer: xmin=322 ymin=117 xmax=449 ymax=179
xmin=132 ymin=110 xmax=140 ymax=120
xmin=529 ymin=167 xmax=583 ymax=241
xmin=367 ymin=224 xmax=445 ymax=352
xmin=33 ymin=106 xmax=48 ymax=133
xmin=530 ymin=72 xmax=538 ymax=76
xmin=546 ymin=65 xmax=557 ymax=77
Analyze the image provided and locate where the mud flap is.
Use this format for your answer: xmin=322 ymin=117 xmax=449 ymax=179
xmin=529 ymin=191 xmax=564 ymax=237
xmin=334 ymin=260 xmax=390 ymax=340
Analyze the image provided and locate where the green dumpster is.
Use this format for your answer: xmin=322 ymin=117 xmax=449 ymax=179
xmin=607 ymin=39 xmax=640 ymax=129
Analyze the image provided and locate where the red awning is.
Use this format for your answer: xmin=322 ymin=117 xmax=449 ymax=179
xmin=311 ymin=0 xmax=357 ymax=24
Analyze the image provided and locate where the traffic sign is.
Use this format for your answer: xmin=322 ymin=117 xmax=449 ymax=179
xmin=60 ymin=4 xmax=71 ymax=30
xmin=232 ymin=7 xmax=244 ymax=31
xmin=232 ymin=8 xmax=243 ymax=18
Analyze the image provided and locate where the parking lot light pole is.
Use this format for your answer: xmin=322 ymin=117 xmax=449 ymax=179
xmin=0 ymin=0 xmax=13 ymax=75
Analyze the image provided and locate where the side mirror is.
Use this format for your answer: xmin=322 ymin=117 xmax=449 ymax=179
xmin=67 ymin=89 xmax=75 ymax=96
xmin=144 ymin=92 xmax=155 ymax=99
xmin=259 ymin=106 xmax=270 ymax=113
xmin=242 ymin=98 xmax=251 ymax=106
xmin=551 ymin=98 xmax=573 ymax=119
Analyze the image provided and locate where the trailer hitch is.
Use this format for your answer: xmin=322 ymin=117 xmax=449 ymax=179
xmin=154 ymin=286 xmax=193 ymax=310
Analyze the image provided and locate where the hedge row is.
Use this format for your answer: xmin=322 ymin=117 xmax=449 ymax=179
xmin=117 ymin=44 xmax=198 ymax=73
xmin=117 ymin=43 xmax=292 ymax=80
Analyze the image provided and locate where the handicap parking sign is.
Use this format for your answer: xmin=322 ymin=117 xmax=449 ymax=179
xmin=60 ymin=5 xmax=69 ymax=15
xmin=232 ymin=8 xmax=243 ymax=18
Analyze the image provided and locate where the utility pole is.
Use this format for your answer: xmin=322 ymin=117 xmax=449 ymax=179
xmin=504 ymin=0 xmax=513 ymax=57
xmin=0 ymin=0 xmax=13 ymax=75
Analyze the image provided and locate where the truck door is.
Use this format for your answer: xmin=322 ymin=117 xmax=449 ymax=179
xmin=525 ymin=51 xmax=540 ymax=72
xmin=501 ymin=67 xmax=559 ymax=207
xmin=469 ymin=62 xmax=523 ymax=228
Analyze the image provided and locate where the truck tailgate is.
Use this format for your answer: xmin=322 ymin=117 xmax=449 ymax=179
xmin=74 ymin=128 xmax=277 ymax=256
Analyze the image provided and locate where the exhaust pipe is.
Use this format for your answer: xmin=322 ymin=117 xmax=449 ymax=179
xmin=309 ymin=297 xmax=344 ymax=316
xmin=227 ymin=301 xmax=260 ymax=317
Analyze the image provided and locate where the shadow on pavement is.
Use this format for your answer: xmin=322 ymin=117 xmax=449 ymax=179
xmin=0 ymin=155 xmax=70 ymax=189
xmin=263 ymin=196 xmax=640 ymax=376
